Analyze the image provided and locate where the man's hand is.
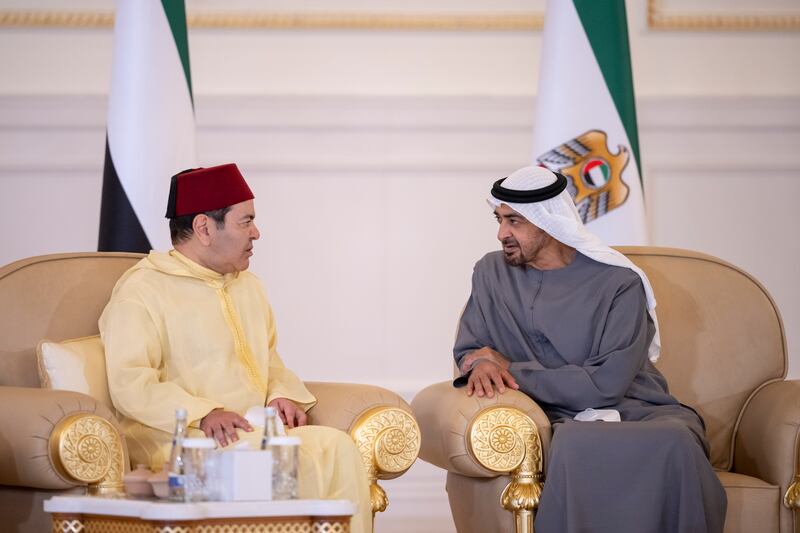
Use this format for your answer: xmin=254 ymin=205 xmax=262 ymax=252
xmin=466 ymin=360 xmax=519 ymax=398
xmin=461 ymin=346 xmax=512 ymax=372
xmin=268 ymin=397 xmax=307 ymax=429
xmin=200 ymin=408 xmax=253 ymax=447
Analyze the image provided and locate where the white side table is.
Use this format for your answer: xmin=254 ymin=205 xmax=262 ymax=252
xmin=45 ymin=495 xmax=356 ymax=532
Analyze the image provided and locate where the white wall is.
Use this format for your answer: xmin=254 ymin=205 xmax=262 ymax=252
xmin=2 ymin=93 xmax=798 ymax=383
xmin=1 ymin=2 xmax=799 ymax=532
xmin=1 ymin=1 xmax=799 ymax=97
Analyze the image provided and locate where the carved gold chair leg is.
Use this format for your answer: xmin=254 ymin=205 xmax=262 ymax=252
xmin=784 ymin=474 xmax=800 ymax=533
xmin=50 ymin=413 xmax=126 ymax=496
xmin=502 ymin=469 xmax=544 ymax=533
xmin=349 ymin=406 xmax=421 ymax=516
xmin=469 ymin=407 xmax=544 ymax=533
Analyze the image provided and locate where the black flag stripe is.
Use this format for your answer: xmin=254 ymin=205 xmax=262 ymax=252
xmin=98 ymin=136 xmax=152 ymax=253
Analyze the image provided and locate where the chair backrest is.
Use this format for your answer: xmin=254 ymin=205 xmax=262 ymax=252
xmin=2 ymin=249 xmax=787 ymax=470
xmin=0 ymin=252 xmax=144 ymax=388
xmin=618 ymin=246 xmax=786 ymax=470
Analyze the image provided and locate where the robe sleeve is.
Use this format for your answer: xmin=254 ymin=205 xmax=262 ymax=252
xmin=101 ymin=298 xmax=223 ymax=432
xmin=263 ymin=302 xmax=317 ymax=411
xmin=453 ymin=269 xmax=496 ymax=373
xmin=507 ymin=277 xmax=651 ymax=411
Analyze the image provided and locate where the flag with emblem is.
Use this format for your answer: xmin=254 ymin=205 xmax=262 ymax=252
xmin=532 ymin=0 xmax=646 ymax=245
xmin=98 ymin=0 xmax=196 ymax=252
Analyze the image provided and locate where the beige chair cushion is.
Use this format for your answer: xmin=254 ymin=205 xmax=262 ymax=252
xmin=717 ymin=471 xmax=781 ymax=533
xmin=36 ymin=335 xmax=113 ymax=411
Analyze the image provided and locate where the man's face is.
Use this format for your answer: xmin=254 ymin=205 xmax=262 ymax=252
xmin=494 ymin=204 xmax=551 ymax=267
xmin=206 ymin=199 xmax=260 ymax=274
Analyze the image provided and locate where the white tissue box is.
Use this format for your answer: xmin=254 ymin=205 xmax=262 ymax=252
xmin=218 ymin=450 xmax=272 ymax=501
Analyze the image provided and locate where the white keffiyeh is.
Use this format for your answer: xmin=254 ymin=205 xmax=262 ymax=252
xmin=487 ymin=166 xmax=661 ymax=362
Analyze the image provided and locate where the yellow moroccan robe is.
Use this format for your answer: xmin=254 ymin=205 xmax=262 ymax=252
xmin=99 ymin=251 xmax=371 ymax=532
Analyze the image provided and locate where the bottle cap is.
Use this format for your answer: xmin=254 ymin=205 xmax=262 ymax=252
xmin=268 ymin=436 xmax=301 ymax=446
xmin=182 ymin=438 xmax=217 ymax=449
xmin=175 ymin=407 xmax=188 ymax=418
xmin=264 ymin=407 xmax=277 ymax=416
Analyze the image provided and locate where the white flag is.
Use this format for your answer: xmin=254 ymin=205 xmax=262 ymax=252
xmin=533 ymin=0 xmax=646 ymax=245
xmin=99 ymin=0 xmax=196 ymax=252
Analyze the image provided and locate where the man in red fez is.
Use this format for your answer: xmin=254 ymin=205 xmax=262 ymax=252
xmin=164 ymin=164 xmax=260 ymax=277
xmin=100 ymin=164 xmax=371 ymax=532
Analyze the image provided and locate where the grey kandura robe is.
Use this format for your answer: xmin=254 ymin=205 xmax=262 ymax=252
xmin=454 ymin=251 xmax=727 ymax=533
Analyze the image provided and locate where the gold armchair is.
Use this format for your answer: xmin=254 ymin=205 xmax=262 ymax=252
xmin=411 ymin=246 xmax=799 ymax=533
xmin=0 ymin=252 xmax=419 ymax=533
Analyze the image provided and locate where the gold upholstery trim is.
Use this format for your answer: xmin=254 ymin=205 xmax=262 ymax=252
xmin=0 ymin=10 xmax=543 ymax=31
xmin=49 ymin=413 xmax=125 ymax=495
xmin=468 ymin=407 xmax=544 ymax=533
xmin=648 ymin=0 xmax=800 ymax=31
xmin=350 ymin=406 xmax=420 ymax=514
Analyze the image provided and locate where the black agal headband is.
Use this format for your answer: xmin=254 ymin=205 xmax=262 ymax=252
xmin=491 ymin=172 xmax=568 ymax=203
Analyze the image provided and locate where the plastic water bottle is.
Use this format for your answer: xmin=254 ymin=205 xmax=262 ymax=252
xmin=182 ymin=437 xmax=218 ymax=502
xmin=260 ymin=407 xmax=281 ymax=449
xmin=167 ymin=408 xmax=188 ymax=501
xmin=268 ymin=436 xmax=301 ymax=499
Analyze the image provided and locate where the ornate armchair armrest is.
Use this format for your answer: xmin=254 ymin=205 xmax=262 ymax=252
xmin=304 ymin=381 xmax=420 ymax=514
xmin=411 ymin=380 xmax=552 ymax=533
xmin=734 ymin=379 xmax=800 ymax=524
xmin=0 ymin=387 xmax=126 ymax=495
xmin=411 ymin=380 xmax=551 ymax=476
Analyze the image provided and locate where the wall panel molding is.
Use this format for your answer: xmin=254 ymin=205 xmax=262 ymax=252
xmin=1 ymin=94 xmax=797 ymax=173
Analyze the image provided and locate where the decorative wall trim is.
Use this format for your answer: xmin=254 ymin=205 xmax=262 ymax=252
xmin=1 ymin=94 xmax=798 ymax=174
xmin=0 ymin=10 xmax=113 ymax=28
xmin=5 ymin=3 xmax=800 ymax=32
xmin=0 ymin=10 xmax=543 ymax=31
xmin=647 ymin=0 xmax=800 ymax=31
xmin=3 ymin=94 xmax=796 ymax=129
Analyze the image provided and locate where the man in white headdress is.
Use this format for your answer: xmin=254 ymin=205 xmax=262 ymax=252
xmin=453 ymin=166 xmax=726 ymax=533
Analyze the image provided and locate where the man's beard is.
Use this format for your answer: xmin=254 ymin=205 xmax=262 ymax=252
xmin=502 ymin=250 xmax=525 ymax=266
xmin=501 ymin=239 xmax=526 ymax=267
xmin=501 ymin=237 xmax=548 ymax=267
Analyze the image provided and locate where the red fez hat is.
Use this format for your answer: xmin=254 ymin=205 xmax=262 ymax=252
xmin=165 ymin=163 xmax=254 ymax=218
